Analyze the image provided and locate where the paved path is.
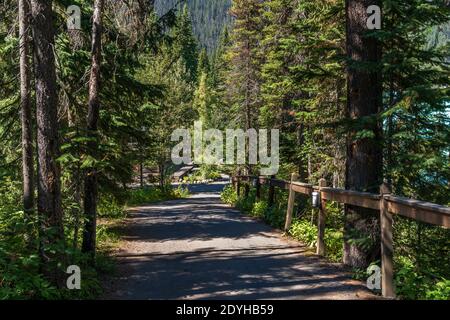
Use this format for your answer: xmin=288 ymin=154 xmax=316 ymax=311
xmin=105 ymin=182 xmax=375 ymax=300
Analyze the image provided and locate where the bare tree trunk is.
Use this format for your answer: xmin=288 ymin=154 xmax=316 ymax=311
xmin=140 ymin=162 xmax=144 ymax=188
xmin=19 ymin=0 xmax=34 ymax=239
xmin=31 ymin=0 xmax=64 ymax=285
xmin=82 ymin=0 xmax=104 ymax=256
xmin=72 ymin=160 xmax=82 ymax=250
xmin=344 ymin=0 xmax=383 ymax=268
xmin=159 ymin=163 xmax=165 ymax=189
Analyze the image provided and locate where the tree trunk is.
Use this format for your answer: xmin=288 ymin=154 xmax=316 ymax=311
xmin=31 ymin=0 xmax=64 ymax=285
xmin=140 ymin=162 xmax=144 ymax=188
xmin=72 ymin=159 xmax=82 ymax=250
xmin=19 ymin=0 xmax=35 ymax=239
xmin=344 ymin=0 xmax=383 ymax=268
xmin=82 ymin=0 xmax=104 ymax=256
xmin=159 ymin=163 xmax=165 ymax=189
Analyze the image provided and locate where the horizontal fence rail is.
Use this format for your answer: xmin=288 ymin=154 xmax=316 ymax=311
xmin=231 ymin=174 xmax=450 ymax=298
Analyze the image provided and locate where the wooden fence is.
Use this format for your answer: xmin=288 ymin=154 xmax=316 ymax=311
xmin=232 ymin=174 xmax=450 ymax=299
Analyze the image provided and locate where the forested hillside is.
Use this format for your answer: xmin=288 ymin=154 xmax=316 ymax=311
xmin=155 ymin=0 xmax=232 ymax=52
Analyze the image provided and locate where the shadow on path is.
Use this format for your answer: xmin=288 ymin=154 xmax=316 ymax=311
xmin=105 ymin=182 xmax=375 ymax=300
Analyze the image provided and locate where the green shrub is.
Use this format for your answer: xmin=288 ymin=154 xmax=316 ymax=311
xmin=185 ymin=165 xmax=222 ymax=183
xmin=425 ymin=280 xmax=450 ymax=300
xmin=236 ymin=194 xmax=255 ymax=213
xmin=125 ymin=185 xmax=189 ymax=207
xmin=221 ymin=185 xmax=238 ymax=204
xmin=0 ymin=240 xmax=109 ymax=300
xmin=0 ymin=250 xmax=59 ymax=300
xmin=98 ymin=193 xmax=125 ymax=218
xmin=173 ymin=185 xmax=190 ymax=198
xmin=0 ymin=179 xmax=119 ymax=299
xmin=251 ymin=201 xmax=268 ymax=218
xmin=394 ymin=256 xmax=450 ymax=300
xmin=289 ymin=219 xmax=318 ymax=248
xmin=324 ymin=229 xmax=344 ymax=262
xmin=262 ymin=205 xmax=286 ymax=229
xmin=196 ymin=165 xmax=222 ymax=180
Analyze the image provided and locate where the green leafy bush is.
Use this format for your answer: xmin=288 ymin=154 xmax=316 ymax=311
xmin=251 ymin=201 xmax=268 ymax=218
xmin=125 ymin=185 xmax=189 ymax=207
xmin=289 ymin=219 xmax=318 ymax=248
xmin=173 ymin=185 xmax=190 ymax=198
xmin=98 ymin=193 xmax=126 ymax=218
xmin=197 ymin=165 xmax=222 ymax=180
xmin=221 ymin=185 xmax=238 ymax=204
xmin=186 ymin=165 xmax=222 ymax=182
xmin=0 ymin=238 xmax=109 ymax=300
xmin=426 ymin=280 xmax=450 ymax=300
xmin=235 ymin=193 xmax=255 ymax=213
xmin=324 ymin=230 xmax=344 ymax=262
xmin=262 ymin=205 xmax=286 ymax=230
xmin=0 ymin=249 xmax=59 ymax=299
xmin=395 ymin=256 xmax=450 ymax=300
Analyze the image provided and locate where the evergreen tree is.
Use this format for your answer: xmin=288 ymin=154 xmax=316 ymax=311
xmin=260 ymin=0 xmax=307 ymax=179
xmin=197 ymin=47 xmax=210 ymax=76
xmin=379 ymin=0 xmax=450 ymax=297
xmin=260 ymin=0 xmax=347 ymax=184
xmin=381 ymin=0 xmax=450 ymax=203
xmin=208 ymin=26 xmax=233 ymax=129
xmin=137 ymin=11 xmax=198 ymax=186
xmin=82 ymin=0 xmax=104 ymax=257
xmin=18 ymin=0 xmax=34 ymax=236
xmin=172 ymin=4 xmax=199 ymax=82
xmin=226 ymin=0 xmax=264 ymax=132
xmin=343 ymin=0 xmax=383 ymax=269
xmin=31 ymin=0 xmax=64 ymax=286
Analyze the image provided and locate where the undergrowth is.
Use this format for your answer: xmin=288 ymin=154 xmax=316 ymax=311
xmin=0 ymin=178 xmax=189 ymax=300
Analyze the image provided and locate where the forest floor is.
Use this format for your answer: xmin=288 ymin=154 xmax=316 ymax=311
xmin=103 ymin=182 xmax=377 ymax=300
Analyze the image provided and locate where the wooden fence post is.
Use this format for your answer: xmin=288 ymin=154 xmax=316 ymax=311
xmin=380 ymin=183 xmax=395 ymax=299
xmin=268 ymin=175 xmax=275 ymax=207
xmin=284 ymin=173 xmax=299 ymax=232
xmin=255 ymin=177 xmax=261 ymax=201
xmin=317 ymin=178 xmax=327 ymax=256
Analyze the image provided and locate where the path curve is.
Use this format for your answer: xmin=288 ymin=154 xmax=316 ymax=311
xmin=105 ymin=182 xmax=375 ymax=300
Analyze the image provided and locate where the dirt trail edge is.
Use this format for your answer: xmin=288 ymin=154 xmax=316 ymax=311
xmin=104 ymin=182 xmax=376 ymax=300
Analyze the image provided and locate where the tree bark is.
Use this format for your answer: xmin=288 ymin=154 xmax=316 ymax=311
xmin=159 ymin=163 xmax=165 ymax=188
xmin=82 ymin=0 xmax=104 ymax=256
xmin=72 ymin=167 xmax=82 ymax=249
xmin=140 ymin=162 xmax=144 ymax=188
xmin=31 ymin=0 xmax=64 ymax=284
xmin=19 ymin=0 xmax=34 ymax=235
xmin=344 ymin=0 xmax=383 ymax=268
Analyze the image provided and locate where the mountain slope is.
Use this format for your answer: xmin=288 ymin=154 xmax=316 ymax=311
xmin=155 ymin=0 xmax=232 ymax=53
